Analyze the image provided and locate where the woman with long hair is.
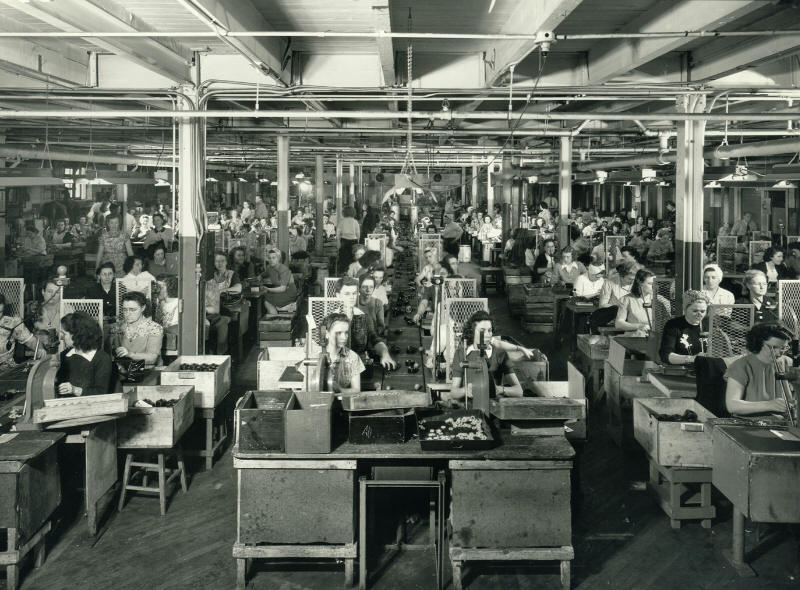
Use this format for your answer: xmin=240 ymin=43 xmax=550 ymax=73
xmin=615 ymin=269 xmax=658 ymax=336
xmin=318 ymin=313 xmax=364 ymax=394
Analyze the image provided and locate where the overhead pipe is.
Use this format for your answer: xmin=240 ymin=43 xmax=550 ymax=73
xmin=0 ymin=109 xmax=796 ymax=122
xmin=0 ymin=145 xmax=224 ymax=169
xmin=3 ymin=30 xmax=800 ymax=41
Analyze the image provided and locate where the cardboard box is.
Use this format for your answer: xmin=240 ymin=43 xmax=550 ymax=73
xmin=117 ymin=385 xmax=195 ymax=449
xmin=284 ymin=390 xmax=333 ymax=454
xmin=160 ymin=355 xmax=231 ymax=408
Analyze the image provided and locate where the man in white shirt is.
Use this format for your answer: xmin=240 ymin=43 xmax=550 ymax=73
xmin=582 ymin=220 xmax=598 ymax=238
xmin=731 ymin=212 xmax=758 ymax=236
xmin=574 ymin=264 xmax=605 ymax=298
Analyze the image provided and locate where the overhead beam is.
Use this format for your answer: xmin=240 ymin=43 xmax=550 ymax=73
xmin=2 ymin=0 xmax=191 ymax=83
xmin=587 ymin=0 xmax=768 ymax=83
xmin=372 ymin=3 xmax=395 ymax=87
xmin=691 ymin=10 xmax=800 ymax=81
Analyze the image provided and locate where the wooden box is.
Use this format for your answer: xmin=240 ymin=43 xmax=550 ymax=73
xmin=257 ymin=347 xmax=308 ymax=391
xmin=117 ymin=386 xmax=195 ymax=449
xmin=348 ymin=409 xmax=416 ymax=444
xmin=577 ymin=334 xmax=609 ymax=361
xmin=605 ymin=361 xmax=660 ymax=446
xmin=284 ymin=391 xmax=333 ymax=454
xmin=236 ymin=460 xmax=356 ymax=544
xmin=450 ymin=460 xmax=571 ymax=548
xmin=32 ymin=393 xmax=128 ymax=424
xmin=259 ymin=316 xmax=294 ymax=332
xmin=0 ymin=432 xmax=62 ymax=542
xmin=633 ymin=398 xmax=716 ymax=468
xmin=340 ymin=389 xmax=430 ymax=411
xmin=608 ymin=336 xmax=650 ymax=375
xmin=160 ymin=355 xmax=231 ymax=408
xmin=713 ymin=426 xmax=800 ymax=523
xmin=235 ymin=390 xmax=295 ymax=452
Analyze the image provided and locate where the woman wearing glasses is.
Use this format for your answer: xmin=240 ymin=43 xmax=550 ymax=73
xmin=615 ymin=269 xmax=658 ymax=336
xmin=110 ymin=291 xmax=163 ymax=368
xmin=659 ymin=290 xmax=710 ymax=365
xmin=725 ymin=323 xmax=798 ymax=417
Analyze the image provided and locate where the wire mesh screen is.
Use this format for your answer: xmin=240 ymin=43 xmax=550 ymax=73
xmin=443 ymin=278 xmax=477 ymax=300
xmin=653 ymin=278 xmax=675 ymax=333
xmin=418 ymin=237 xmax=442 ymax=272
xmin=212 ymin=230 xmax=229 ymax=252
xmin=749 ymin=240 xmax=772 ymax=266
xmin=708 ymin=304 xmax=754 ymax=357
xmin=0 ymin=279 xmax=24 ymax=318
xmin=60 ymin=299 xmax=103 ymax=328
xmin=716 ymin=236 xmax=738 ymax=273
xmin=306 ymin=297 xmax=344 ymax=347
xmin=443 ymin=297 xmax=489 ymax=382
xmin=116 ymin=280 xmax=152 ymax=323
xmin=325 ymin=277 xmax=340 ymax=298
xmin=778 ymin=280 xmax=800 ymax=338
xmin=605 ymin=236 xmax=626 ymax=275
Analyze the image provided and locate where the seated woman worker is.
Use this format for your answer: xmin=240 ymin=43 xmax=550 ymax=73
xmin=725 ymin=323 xmax=798 ymax=417
xmin=318 ymin=312 xmax=364 ymax=394
xmin=659 ymin=290 xmax=710 ymax=365
xmin=334 ymin=277 xmax=396 ymax=370
xmin=444 ymin=310 xmax=524 ymax=402
xmin=55 ymin=311 xmax=112 ymax=396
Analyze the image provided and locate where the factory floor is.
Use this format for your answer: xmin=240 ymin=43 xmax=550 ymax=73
xmin=11 ymin=274 xmax=800 ymax=590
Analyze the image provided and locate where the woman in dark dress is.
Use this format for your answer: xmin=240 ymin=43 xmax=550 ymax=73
xmin=56 ymin=311 xmax=112 ymax=396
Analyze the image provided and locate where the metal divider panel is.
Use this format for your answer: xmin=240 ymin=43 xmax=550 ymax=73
xmin=443 ymin=279 xmax=477 ymax=300
xmin=444 ymin=298 xmax=490 ymax=342
xmin=115 ymin=280 xmax=153 ymax=323
xmin=778 ymin=280 xmax=800 ymax=338
xmin=325 ymin=277 xmax=340 ymax=298
xmin=0 ymin=279 xmax=24 ymax=318
xmin=653 ymin=278 xmax=675 ymax=334
xmin=749 ymin=240 xmax=772 ymax=266
xmin=60 ymin=299 xmax=103 ymax=328
xmin=708 ymin=304 xmax=755 ymax=357
xmin=716 ymin=236 xmax=738 ymax=274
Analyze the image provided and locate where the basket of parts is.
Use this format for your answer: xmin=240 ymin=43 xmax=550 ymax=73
xmin=417 ymin=409 xmax=497 ymax=451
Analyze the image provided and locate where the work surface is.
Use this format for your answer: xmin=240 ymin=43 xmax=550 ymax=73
xmin=234 ymin=430 xmax=575 ymax=461
xmin=716 ymin=425 xmax=800 ymax=455
xmin=0 ymin=430 xmax=64 ymax=462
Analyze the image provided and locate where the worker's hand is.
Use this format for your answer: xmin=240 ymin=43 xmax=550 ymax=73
xmin=776 ymin=355 xmax=794 ymax=372
xmin=768 ymin=398 xmax=789 ymax=413
xmin=516 ymin=346 xmax=536 ymax=359
xmin=57 ymin=382 xmax=81 ymax=396
xmin=380 ymin=354 xmax=396 ymax=370
xmin=115 ymin=346 xmax=129 ymax=358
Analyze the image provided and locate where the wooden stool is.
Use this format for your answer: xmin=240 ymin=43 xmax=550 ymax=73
xmin=648 ymin=461 xmax=715 ymax=529
xmin=2 ymin=522 xmax=51 ymax=590
xmin=479 ymin=267 xmax=504 ymax=296
xmin=118 ymin=450 xmax=188 ymax=516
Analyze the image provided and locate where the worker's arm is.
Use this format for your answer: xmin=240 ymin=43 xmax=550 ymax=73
xmin=726 ymin=377 xmax=788 ymax=415
xmin=497 ymin=372 xmax=523 ymax=397
xmin=614 ymin=299 xmax=647 ymax=332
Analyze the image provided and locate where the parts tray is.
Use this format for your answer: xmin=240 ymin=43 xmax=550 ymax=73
xmin=417 ymin=409 xmax=497 ymax=451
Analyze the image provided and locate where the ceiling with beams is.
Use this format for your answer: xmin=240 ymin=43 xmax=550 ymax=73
xmin=0 ymin=0 xmax=798 ymax=178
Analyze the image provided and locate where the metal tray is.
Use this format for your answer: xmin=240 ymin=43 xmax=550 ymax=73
xmin=417 ymin=409 xmax=497 ymax=451
xmin=340 ymin=389 xmax=431 ymax=411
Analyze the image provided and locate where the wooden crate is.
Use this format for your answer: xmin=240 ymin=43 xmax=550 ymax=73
xmin=0 ymin=432 xmax=62 ymax=543
xmin=633 ymin=398 xmax=717 ymax=468
xmin=258 ymin=339 xmax=294 ymax=349
xmin=577 ymin=334 xmax=609 ymax=361
xmin=285 ymin=391 xmax=333 ymax=454
xmin=340 ymin=389 xmax=430 ymax=411
xmin=160 ymin=355 xmax=232 ymax=408
xmin=32 ymin=393 xmax=128 ymax=424
xmin=235 ymin=390 xmax=295 ymax=452
xmin=608 ymin=336 xmax=650 ymax=375
xmin=117 ymin=386 xmax=195 ymax=449
xmin=348 ymin=409 xmax=416 ymax=444
xmin=257 ymin=347 xmax=308 ymax=391
xmin=506 ymin=284 xmax=527 ymax=317
xmin=236 ymin=460 xmax=356 ymax=544
xmin=450 ymin=460 xmax=571 ymax=548
xmin=605 ymin=361 xmax=660 ymax=447
xmin=259 ymin=316 xmax=294 ymax=333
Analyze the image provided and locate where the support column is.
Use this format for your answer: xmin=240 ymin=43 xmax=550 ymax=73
xmin=675 ymin=94 xmax=707 ymax=307
xmin=349 ymin=163 xmax=355 ymax=208
xmin=501 ymin=155 xmax=513 ymax=243
xmin=178 ymin=85 xmax=202 ymax=355
xmin=593 ymin=184 xmax=601 ymax=212
xmin=471 ymin=165 xmax=479 ymax=209
xmin=277 ymin=135 xmax=290 ymax=258
xmin=315 ymin=155 xmax=324 ymax=256
xmin=487 ymin=164 xmax=495 ymax=214
xmin=461 ymin=166 xmax=467 ymax=205
xmin=559 ymin=136 xmax=573 ymax=246
xmin=336 ymin=157 xmax=343 ymax=225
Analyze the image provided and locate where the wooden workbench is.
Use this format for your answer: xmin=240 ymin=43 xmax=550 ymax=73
xmin=712 ymin=425 xmax=800 ymax=576
xmin=647 ymin=371 xmax=697 ymax=399
xmin=0 ymin=431 xmax=63 ymax=590
xmin=233 ymin=433 xmax=575 ymax=590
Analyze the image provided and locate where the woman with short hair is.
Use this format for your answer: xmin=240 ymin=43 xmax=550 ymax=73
xmin=110 ymin=291 xmax=163 ymax=368
xmin=751 ymin=245 xmax=796 ymax=283
xmin=615 ymin=269 xmax=660 ymax=336
xmin=701 ymin=264 xmax=735 ymax=306
xmin=56 ymin=311 xmax=112 ymax=396
xmin=554 ymin=247 xmax=586 ymax=286
xmin=736 ymin=269 xmax=778 ymax=324
xmin=262 ymin=248 xmax=298 ymax=314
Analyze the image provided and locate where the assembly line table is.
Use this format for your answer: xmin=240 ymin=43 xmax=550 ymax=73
xmin=233 ymin=432 xmax=575 ymax=590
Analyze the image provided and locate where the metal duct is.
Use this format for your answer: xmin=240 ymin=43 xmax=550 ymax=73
xmin=0 ymin=145 xmax=170 ymax=167
xmin=713 ymin=138 xmax=800 ymax=159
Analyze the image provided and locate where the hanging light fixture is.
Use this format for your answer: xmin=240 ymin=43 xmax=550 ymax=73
xmin=704 ymin=180 xmax=722 ymax=188
xmin=772 ymin=180 xmax=797 ymax=188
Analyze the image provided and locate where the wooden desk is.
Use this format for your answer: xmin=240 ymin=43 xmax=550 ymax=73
xmin=233 ymin=434 xmax=574 ymax=590
xmin=647 ymin=371 xmax=697 ymax=398
xmin=0 ymin=431 xmax=63 ymax=590
xmin=563 ymin=300 xmax=598 ymax=352
xmin=713 ymin=425 xmax=800 ymax=575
